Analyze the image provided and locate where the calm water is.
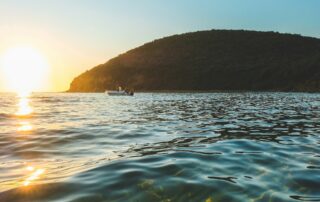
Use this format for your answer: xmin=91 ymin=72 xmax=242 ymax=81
xmin=0 ymin=93 xmax=319 ymax=202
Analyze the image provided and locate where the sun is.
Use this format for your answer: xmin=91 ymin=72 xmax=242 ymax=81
xmin=1 ymin=46 xmax=49 ymax=95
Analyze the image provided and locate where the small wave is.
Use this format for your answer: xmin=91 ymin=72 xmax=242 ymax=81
xmin=208 ymin=176 xmax=238 ymax=184
xmin=307 ymin=166 xmax=320 ymax=170
xmin=0 ymin=182 xmax=78 ymax=202
xmin=290 ymin=195 xmax=320 ymax=201
xmin=0 ymin=113 xmax=12 ymax=119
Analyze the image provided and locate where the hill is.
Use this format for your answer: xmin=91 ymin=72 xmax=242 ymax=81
xmin=68 ymin=30 xmax=320 ymax=92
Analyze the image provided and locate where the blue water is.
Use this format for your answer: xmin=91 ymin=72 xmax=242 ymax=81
xmin=0 ymin=93 xmax=319 ymax=202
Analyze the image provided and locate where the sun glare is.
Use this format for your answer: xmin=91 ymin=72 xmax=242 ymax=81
xmin=1 ymin=46 xmax=49 ymax=94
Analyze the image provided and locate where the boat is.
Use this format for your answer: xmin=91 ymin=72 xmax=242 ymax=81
xmin=106 ymin=87 xmax=134 ymax=96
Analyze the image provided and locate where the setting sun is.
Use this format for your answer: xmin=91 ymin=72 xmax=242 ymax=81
xmin=0 ymin=46 xmax=49 ymax=94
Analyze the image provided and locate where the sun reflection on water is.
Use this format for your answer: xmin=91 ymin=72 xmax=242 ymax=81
xmin=23 ymin=166 xmax=45 ymax=187
xmin=17 ymin=121 xmax=33 ymax=132
xmin=15 ymin=94 xmax=33 ymax=116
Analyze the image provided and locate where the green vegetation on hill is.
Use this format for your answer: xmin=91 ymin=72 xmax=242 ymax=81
xmin=68 ymin=30 xmax=320 ymax=92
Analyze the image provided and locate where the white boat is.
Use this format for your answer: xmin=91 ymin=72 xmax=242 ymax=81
xmin=106 ymin=87 xmax=134 ymax=96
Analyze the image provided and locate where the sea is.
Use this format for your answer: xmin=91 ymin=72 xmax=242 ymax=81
xmin=0 ymin=92 xmax=319 ymax=202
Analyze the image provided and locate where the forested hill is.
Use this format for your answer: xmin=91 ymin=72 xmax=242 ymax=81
xmin=68 ymin=30 xmax=320 ymax=92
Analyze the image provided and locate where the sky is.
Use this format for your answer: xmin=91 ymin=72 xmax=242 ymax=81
xmin=0 ymin=0 xmax=319 ymax=92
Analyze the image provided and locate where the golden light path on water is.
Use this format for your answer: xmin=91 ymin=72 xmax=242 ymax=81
xmin=15 ymin=92 xmax=45 ymax=187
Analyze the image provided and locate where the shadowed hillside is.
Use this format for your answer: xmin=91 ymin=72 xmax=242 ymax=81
xmin=68 ymin=30 xmax=320 ymax=92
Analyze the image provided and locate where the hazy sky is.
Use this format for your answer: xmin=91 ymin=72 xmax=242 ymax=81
xmin=0 ymin=0 xmax=319 ymax=91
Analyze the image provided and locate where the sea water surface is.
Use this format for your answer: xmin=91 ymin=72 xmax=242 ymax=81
xmin=0 ymin=92 xmax=319 ymax=202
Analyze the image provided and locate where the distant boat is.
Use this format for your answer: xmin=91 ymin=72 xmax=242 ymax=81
xmin=106 ymin=87 xmax=134 ymax=96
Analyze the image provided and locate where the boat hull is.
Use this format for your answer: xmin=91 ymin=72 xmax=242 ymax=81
xmin=106 ymin=91 xmax=134 ymax=96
